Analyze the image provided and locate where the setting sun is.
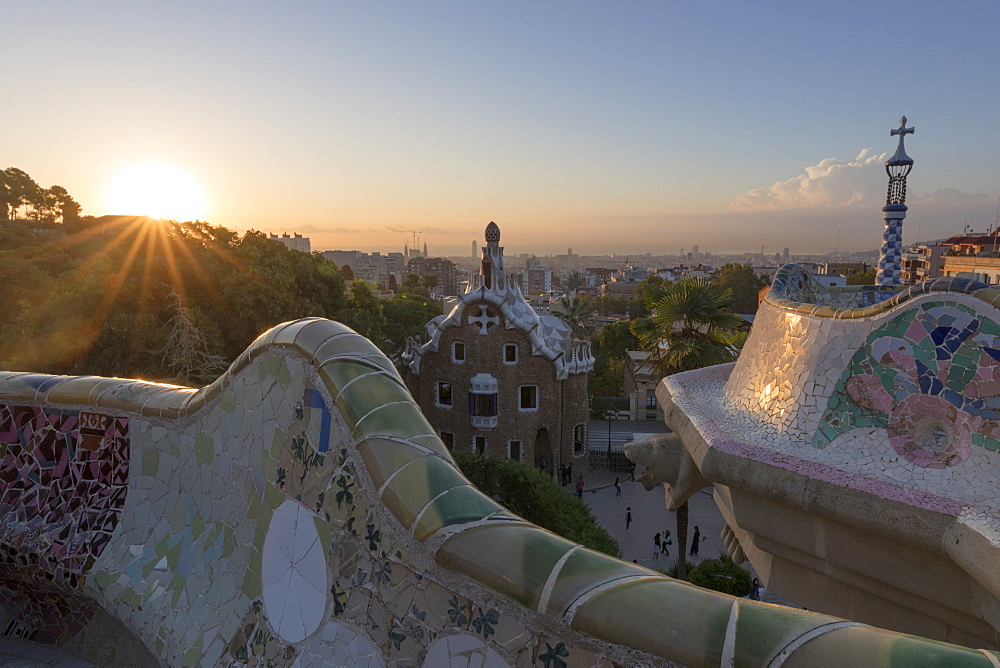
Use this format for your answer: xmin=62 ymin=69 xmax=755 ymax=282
xmin=106 ymin=163 xmax=207 ymax=221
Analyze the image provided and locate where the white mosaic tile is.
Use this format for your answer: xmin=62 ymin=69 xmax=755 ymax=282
xmin=262 ymin=499 xmax=328 ymax=643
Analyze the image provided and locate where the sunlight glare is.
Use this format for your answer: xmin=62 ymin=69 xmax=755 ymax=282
xmin=106 ymin=163 xmax=207 ymax=220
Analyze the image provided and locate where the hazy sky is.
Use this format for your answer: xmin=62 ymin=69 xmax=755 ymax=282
xmin=5 ymin=1 xmax=999 ymax=256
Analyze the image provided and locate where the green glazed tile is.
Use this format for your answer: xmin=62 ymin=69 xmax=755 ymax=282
xmin=275 ymin=359 xmax=292 ymax=387
xmin=319 ymin=359 xmax=390 ymax=400
xmin=293 ymin=322 xmax=353 ymax=360
xmin=313 ymin=333 xmax=383 ymax=364
xmin=140 ymin=388 xmax=195 ymax=418
xmin=357 ymin=437 xmax=427 ymax=489
xmin=380 ymin=455 xmax=469 ymax=528
xmin=335 ymin=374 xmax=413 ymax=429
xmin=886 ymin=634 xmax=991 ymax=667
xmin=0 ymin=373 xmax=44 ymax=402
xmin=97 ymin=382 xmax=172 ymax=411
xmin=246 ymin=330 xmax=271 ymax=359
xmin=42 ymin=376 xmax=105 ymax=404
xmin=352 ymin=402 xmax=435 ymax=441
xmin=734 ymin=599 xmax=847 ymax=666
xmin=228 ymin=348 xmax=252 ymax=376
xmin=260 ymin=320 xmax=295 ymax=347
xmin=356 ymin=353 xmax=404 ymax=380
xmin=412 ymin=485 xmax=505 ymax=541
xmin=572 ymin=577 xmax=733 ymax=666
xmin=182 ymin=391 xmax=207 ymax=417
xmin=264 ymin=484 xmax=284 ymax=510
xmin=784 ymin=624 xmax=990 ymax=668
xmin=142 ymin=450 xmax=159 ymax=476
xmin=271 ymin=318 xmax=324 ymax=347
xmin=219 ymin=389 xmax=237 ymax=413
xmin=436 ymin=524 xmax=575 ymax=609
xmin=406 ymin=434 xmax=455 ymax=461
xmin=198 ymin=376 xmax=226 ymax=407
xmin=544 ymin=547 xmax=651 ymax=617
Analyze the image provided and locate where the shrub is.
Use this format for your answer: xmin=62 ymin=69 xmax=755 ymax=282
xmin=687 ymin=553 xmax=751 ymax=597
xmin=452 ymin=451 xmax=621 ymax=558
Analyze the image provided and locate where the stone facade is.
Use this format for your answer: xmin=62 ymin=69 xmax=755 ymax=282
xmin=623 ymin=350 xmax=663 ymax=421
xmin=405 ymin=256 xmax=460 ymax=296
xmin=403 ymin=223 xmax=593 ymax=475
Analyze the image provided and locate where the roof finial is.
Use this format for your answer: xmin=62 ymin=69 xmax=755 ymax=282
xmin=887 ymin=116 xmax=915 ymax=167
xmin=484 ymin=221 xmax=501 ymax=245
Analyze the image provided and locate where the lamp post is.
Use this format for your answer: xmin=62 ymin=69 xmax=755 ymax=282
xmin=606 ymin=410 xmax=615 ymax=459
xmin=876 ymin=117 xmax=915 ymax=286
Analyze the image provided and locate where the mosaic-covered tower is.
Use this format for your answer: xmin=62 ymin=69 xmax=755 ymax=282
xmin=875 ymin=116 xmax=915 ymax=285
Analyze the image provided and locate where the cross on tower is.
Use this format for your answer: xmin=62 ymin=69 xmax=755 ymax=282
xmin=891 ymin=116 xmax=914 ymax=144
xmin=468 ymin=305 xmax=499 ymax=335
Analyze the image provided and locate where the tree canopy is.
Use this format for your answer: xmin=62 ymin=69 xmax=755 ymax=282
xmin=631 ymin=277 xmax=744 ymax=374
xmin=453 ymin=451 xmax=620 ymax=557
xmin=710 ymin=264 xmax=769 ymax=314
xmin=0 ymin=219 xmax=351 ymax=381
xmin=630 ymin=276 xmax=743 ymax=580
xmin=553 ymin=295 xmax=594 ymax=339
xmin=846 ymin=268 xmax=877 ymax=285
xmin=1 ymin=167 xmax=81 ymax=224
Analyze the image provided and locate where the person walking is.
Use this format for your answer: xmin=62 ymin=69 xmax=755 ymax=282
xmin=653 ymin=533 xmax=661 ymax=560
xmin=690 ymin=526 xmax=701 ymax=556
xmin=614 ymin=477 xmax=622 ymax=497
xmin=575 ymin=476 xmax=584 ymax=499
xmin=663 ymin=529 xmax=672 ymax=556
xmin=750 ymin=578 xmax=761 ymax=601
xmin=625 ymin=506 xmax=632 ymax=533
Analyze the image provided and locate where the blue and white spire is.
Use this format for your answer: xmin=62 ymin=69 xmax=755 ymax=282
xmin=876 ymin=116 xmax=915 ymax=286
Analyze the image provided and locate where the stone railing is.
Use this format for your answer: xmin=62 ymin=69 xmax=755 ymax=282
xmin=0 ymin=318 xmax=997 ymax=665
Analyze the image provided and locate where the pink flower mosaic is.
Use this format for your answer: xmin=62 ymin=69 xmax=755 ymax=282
xmin=816 ymin=302 xmax=1000 ymax=468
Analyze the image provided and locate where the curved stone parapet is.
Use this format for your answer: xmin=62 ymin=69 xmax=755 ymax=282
xmin=1 ymin=318 xmax=997 ymax=665
xmin=661 ymin=267 xmax=1000 ymax=650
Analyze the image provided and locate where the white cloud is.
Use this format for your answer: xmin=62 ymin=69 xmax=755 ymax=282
xmin=728 ymin=149 xmax=888 ymax=211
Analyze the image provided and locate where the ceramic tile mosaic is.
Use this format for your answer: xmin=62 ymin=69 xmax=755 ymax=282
xmin=0 ymin=318 xmax=994 ymax=666
xmin=664 ymin=268 xmax=1000 ymax=654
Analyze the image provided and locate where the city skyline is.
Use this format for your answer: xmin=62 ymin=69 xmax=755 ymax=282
xmin=5 ymin=2 xmax=999 ymax=255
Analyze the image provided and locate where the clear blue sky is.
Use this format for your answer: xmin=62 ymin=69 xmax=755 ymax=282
xmin=5 ymin=1 xmax=999 ymax=255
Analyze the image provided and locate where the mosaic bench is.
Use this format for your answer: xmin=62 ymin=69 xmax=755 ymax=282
xmin=657 ymin=264 xmax=1000 ymax=652
xmin=0 ymin=317 xmax=996 ymax=666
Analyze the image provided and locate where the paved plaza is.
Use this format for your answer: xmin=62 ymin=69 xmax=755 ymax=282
xmin=575 ymin=424 xmax=797 ymax=606
xmin=582 ymin=474 xmax=724 ymax=571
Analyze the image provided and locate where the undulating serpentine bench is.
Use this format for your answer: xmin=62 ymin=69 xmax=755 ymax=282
xmin=0 ymin=317 xmax=995 ymax=666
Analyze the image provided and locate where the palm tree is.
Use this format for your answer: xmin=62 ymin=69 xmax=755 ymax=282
xmin=630 ymin=277 xmax=742 ymax=580
xmin=555 ymin=295 xmax=594 ymax=339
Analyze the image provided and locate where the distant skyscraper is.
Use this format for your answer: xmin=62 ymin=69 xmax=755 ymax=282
xmin=876 ymin=117 xmax=915 ymax=286
xmin=692 ymin=244 xmax=699 ymax=256
xmin=783 ymin=247 xmax=790 ymax=260
xmin=423 ymin=242 xmax=428 ymax=258
xmin=472 ymin=240 xmax=478 ymax=259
